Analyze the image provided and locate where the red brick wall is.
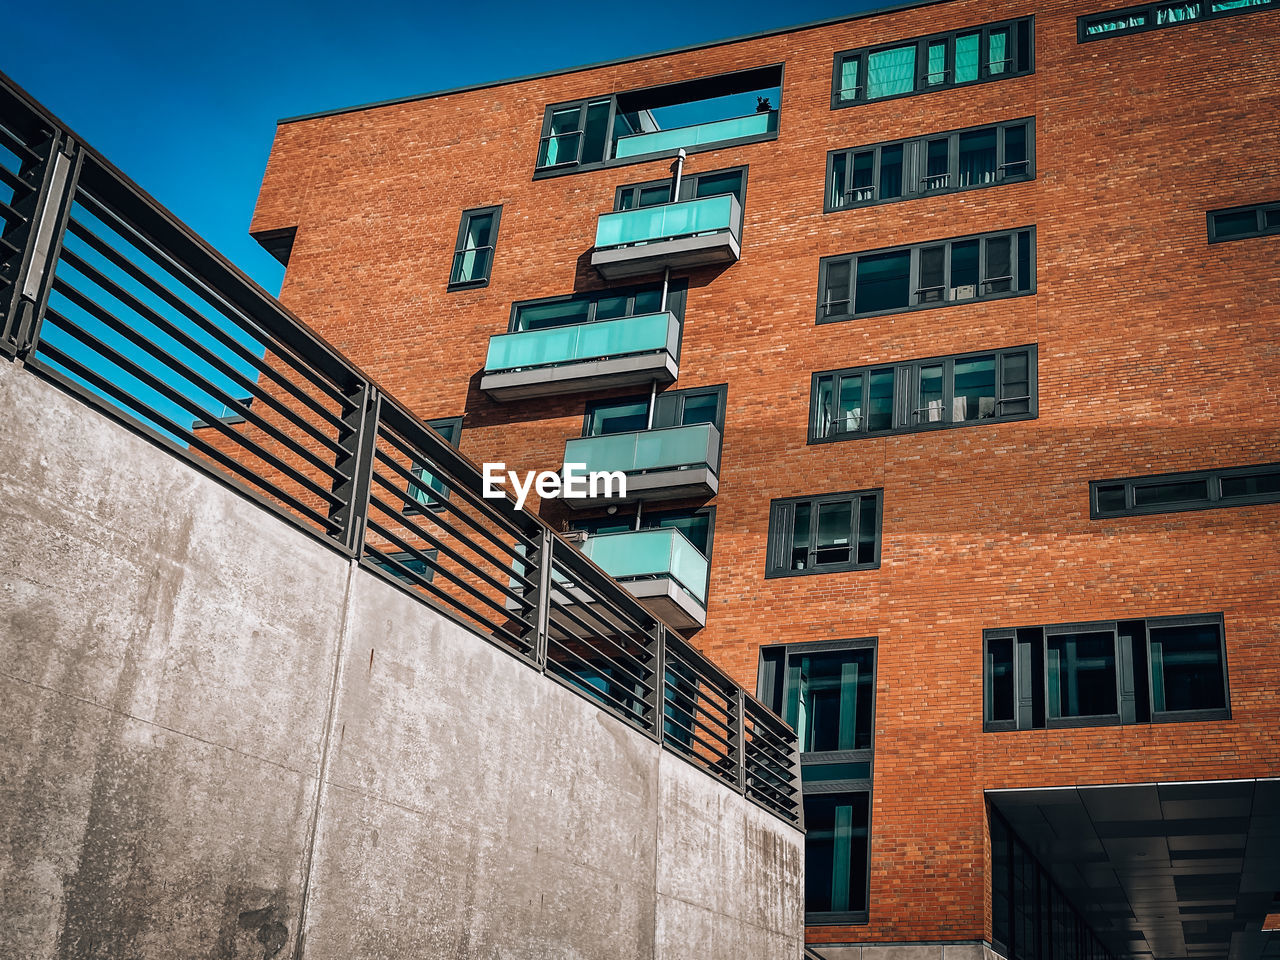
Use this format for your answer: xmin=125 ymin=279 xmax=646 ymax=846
xmin=250 ymin=0 xmax=1280 ymax=944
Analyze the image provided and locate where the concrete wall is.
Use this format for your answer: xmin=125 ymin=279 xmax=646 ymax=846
xmin=0 ymin=359 xmax=804 ymax=960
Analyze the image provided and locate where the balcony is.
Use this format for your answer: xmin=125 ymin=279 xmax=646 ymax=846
xmin=581 ymin=528 xmax=708 ymax=630
xmin=613 ymin=110 xmax=778 ymax=160
xmin=591 ymin=194 xmax=742 ymax=280
xmin=561 ymin=423 xmax=721 ymax=510
xmin=480 ymin=311 xmax=680 ymax=401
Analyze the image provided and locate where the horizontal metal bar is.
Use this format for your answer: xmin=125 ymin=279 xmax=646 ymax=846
xmin=34 ymin=337 xmax=343 ymax=535
xmin=0 ymin=120 xmax=43 ymax=161
xmin=0 ymin=162 xmax=32 ymax=193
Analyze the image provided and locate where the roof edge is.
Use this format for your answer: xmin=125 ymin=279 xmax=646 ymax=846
xmin=277 ymin=0 xmax=944 ymax=125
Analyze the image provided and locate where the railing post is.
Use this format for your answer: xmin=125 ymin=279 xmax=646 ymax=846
xmin=533 ymin=526 xmax=553 ymax=669
xmin=4 ymin=134 xmax=81 ymax=359
xmin=735 ymin=689 xmax=747 ymax=795
xmin=651 ymin=623 xmax=667 ymax=741
xmin=329 ymin=383 xmax=379 ymax=555
xmin=790 ymin=725 xmax=805 ymax=831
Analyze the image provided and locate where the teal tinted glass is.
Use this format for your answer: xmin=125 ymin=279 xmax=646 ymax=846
xmin=680 ymin=393 xmax=718 ymax=426
xmin=694 ymin=171 xmax=744 ymax=201
xmin=516 ymin=299 xmax=590 ymax=331
xmin=804 ymin=792 xmax=869 ymax=914
xmin=802 ymin=761 xmax=872 ymax=783
xmin=838 ymin=55 xmax=860 ymax=100
xmin=838 ymin=374 xmax=863 ymax=434
xmin=926 ymin=40 xmax=948 ymax=84
xmin=653 ymin=512 xmax=710 ymax=555
xmin=867 ymin=369 xmax=894 ymax=431
xmin=879 ymin=144 xmax=904 ymax=199
xmin=854 ymin=250 xmax=911 ymax=313
xmin=866 ymin=45 xmax=916 ymax=98
xmin=1149 ymin=623 xmax=1225 ymax=712
xmin=1047 ymin=631 xmax=1117 ymax=719
xmin=586 ymin=399 xmax=650 ymax=436
xmin=955 ymin=33 xmax=980 ymax=82
xmin=785 ymin=648 xmax=875 ymax=751
xmin=988 ymin=27 xmax=1011 ymax=73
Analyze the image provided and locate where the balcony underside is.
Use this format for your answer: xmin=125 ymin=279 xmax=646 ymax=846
xmin=591 ymin=232 xmax=741 ymax=280
xmin=480 ymin=351 xmax=678 ymax=401
xmin=563 ymin=466 xmax=718 ymax=510
xmin=622 ymin=576 xmax=706 ymax=631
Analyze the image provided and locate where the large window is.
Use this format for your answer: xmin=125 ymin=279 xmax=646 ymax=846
xmin=826 ymin=119 xmax=1033 ymax=211
xmin=758 ymin=638 xmax=876 ymax=924
xmin=448 ymin=206 xmax=501 ymax=289
xmin=1207 ymin=200 xmax=1280 ymax=243
xmin=831 ymin=18 xmax=1033 ymax=108
xmin=583 ymin=384 xmax=727 ymax=436
xmin=614 ymin=166 xmax=746 ymax=211
xmin=1078 ymin=0 xmax=1276 ymax=41
xmin=406 ymin=417 xmax=463 ymax=513
xmin=766 ymin=490 xmax=882 ymax=578
xmin=984 ymin=614 xmax=1230 ymax=731
xmin=817 ymin=228 xmax=1035 ymax=323
xmin=1091 ymin=463 xmax=1280 ymax=517
xmin=990 ymin=812 xmax=1118 ymax=960
xmin=534 ymin=65 xmax=782 ymax=175
xmin=810 ymin=345 xmax=1036 ymax=442
xmin=509 ymin=279 xmax=688 ymax=333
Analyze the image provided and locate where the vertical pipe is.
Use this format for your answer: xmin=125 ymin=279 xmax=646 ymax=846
xmin=634 ymin=499 xmax=643 ymax=532
xmin=670 ymin=148 xmax=686 ymax=201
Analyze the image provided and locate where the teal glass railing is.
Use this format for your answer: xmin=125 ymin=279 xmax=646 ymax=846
xmin=564 ymin=423 xmax=720 ymax=477
xmin=580 ymin=528 xmax=708 ymax=604
xmin=595 ymin=195 xmax=741 ymax=251
xmin=613 ymin=111 xmax=778 ymax=159
xmin=484 ymin=311 xmax=678 ymax=374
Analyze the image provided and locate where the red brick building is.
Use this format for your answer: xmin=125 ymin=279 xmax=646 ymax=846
xmin=248 ymin=0 xmax=1280 ymax=955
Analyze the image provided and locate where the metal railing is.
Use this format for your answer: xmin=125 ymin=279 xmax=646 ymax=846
xmin=0 ymin=71 xmax=802 ymax=827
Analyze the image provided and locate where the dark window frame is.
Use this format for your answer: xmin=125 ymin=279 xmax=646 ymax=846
xmin=983 ymin=613 xmax=1230 ymax=732
xmin=757 ymin=636 xmax=877 ymax=925
xmin=1077 ymin=0 xmax=1277 ymax=42
xmin=1207 ymin=200 xmax=1280 ymax=243
xmin=508 ymin=279 xmax=689 ymax=333
xmin=765 ymin=490 xmax=883 ymax=579
xmin=447 ymin=205 xmax=502 ymax=290
xmin=808 ymin=344 xmax=1038 ymax=444
xmin=405 ymin=416 xmax=464 ymax=515
xmin=581 ymin=383 xmax=729 ymax=437
xmin=824 ymin=118 xmax=1035 ymax=213
xmin=532 ymin=64 xmax=784 ymax=179
xmin=816 ymin=227 xmax=1036 ymax=324
xmin=830 ymin=17 xmax=1034 ymax=109
xmin=613 ymin=164 xmax=749 ymax=211
xmin=1090 ymin=462 xmax=1280 ymax=518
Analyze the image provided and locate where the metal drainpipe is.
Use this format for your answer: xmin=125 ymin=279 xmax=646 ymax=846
xmin=670 ymin=148 xmax=686 ymax=201
xmin=634 ymin=499 xmax=644 ymax=532
xmin=648 ymin=265 xmax=668 ymax=432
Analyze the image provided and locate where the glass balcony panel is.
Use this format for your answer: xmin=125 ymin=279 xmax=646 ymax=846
xmin=484 ymin=311 xmax=674 ymax=373
xmin=595 ymin=195 xmax=737 ymax=250
xmin=613 ymin=111 xmax=776 ymax=159
xmin=580 ymin=528 xmax=708 ymax=602
xmin=566 ymin=423 xmax=715 ymax=474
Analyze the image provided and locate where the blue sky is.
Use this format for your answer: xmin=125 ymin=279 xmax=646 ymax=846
xmin=8 ymin=0 xmax=873 ymax=295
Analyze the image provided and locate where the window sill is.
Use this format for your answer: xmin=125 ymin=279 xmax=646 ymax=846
xmin=817 ymin=287 xmax=1035 ymax=325
xmin=765 ymin=561 xmax=880 ymax=580
xmin=807 ymin=411 xmax=1036 ymax=445
xmin=823 ymin=174 xmax=1035 ymax=214
xmin=805 ymin=910 xmax=869 ymax=926
xmin=447 ymin=277 xmax=491 ymax=292
xmin=829 ymin=70 xmax=1033 ymax=111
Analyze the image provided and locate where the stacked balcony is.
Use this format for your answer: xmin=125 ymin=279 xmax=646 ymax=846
xmin=562 ymin=422 xmax=720 ymax=509
xmin=592 ymin=193 xmax=742 ymax=279
xmin=480 ymin=311 xmax=680 ymax=400
xmin=612 ymin=110 xmax=777 ymax=160
xmin=579 ymin=528 xmax=708 ymax=630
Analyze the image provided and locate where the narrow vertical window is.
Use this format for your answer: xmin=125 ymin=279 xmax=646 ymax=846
xmin=449 ymin=206 xmax=502 ymax=289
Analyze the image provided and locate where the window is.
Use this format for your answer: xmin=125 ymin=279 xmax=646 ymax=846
xmin=448 ymin=206 xmax=501 ymax=289
xmin=583 ymin=384 xmax=727 ymax=436
xmin=818 ymin=228 xmax=1035 ymax=322
xmin=831 ymin=18 xmax=1033 ymax=107
xmin=826 ymin=119 xmax=1033 ymax=211
xmin=758 ymin=638 xmax=876 ymax=923
xmin=984 ymin=614 xmax=1229 ymax=731
xmin=766 ymin=490 xmax=881 ymax=578
xmin=1091 ymin=463 xmax=1280 ymax=517
xmin=534 ymin=64 xmax=782 ymax=175
xmin=406 ymin=417 xmax=463 ymax=513
xmin=1207 ymin=200 xmax=1280 ymax=242
xmin=372 ymin=550 xmax=438 ymax=584
xmin=614 ymin=165 xmax=746 ymax=211
xmin=810 ymin=345 xmax=1036 ymax=442
xmin=1078 ymin=0 xmax=1275 ymax=40
xmin=509 ymin=279 xmax=687 ymax=333
xmin=990 ymin=812 xmax=1119 ymax=960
